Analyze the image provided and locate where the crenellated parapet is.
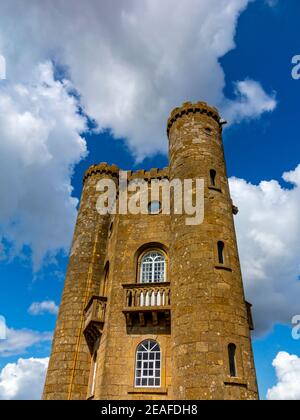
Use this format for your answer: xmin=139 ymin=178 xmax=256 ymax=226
xmin=167 ymin=101 xmax=221 ymax=137
xmin=127 ymin=167 xmax=169 ymax=183
xmin=83 ymin=163 xmax=120 ymax=184
xmin=84 ymin=163 xmax=170 ymax=185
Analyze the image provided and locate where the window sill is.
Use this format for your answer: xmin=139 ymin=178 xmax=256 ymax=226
xmin=215 ymin=265 xmax=232 ymax=272
xmin=208 ymin=186 xmax=222 ymax=193
xmin=128 ymin=387 xmax=168 ymax=395
xmin=224 ymin=378 xmax=248 ymax=388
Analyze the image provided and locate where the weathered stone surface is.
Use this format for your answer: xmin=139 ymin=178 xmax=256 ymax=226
xmin=43 ymin=101 xmax=258 ymax=400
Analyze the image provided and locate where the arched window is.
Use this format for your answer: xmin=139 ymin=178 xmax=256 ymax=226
xmin=228 ymin=343 xmax=237 ymax=377
xmin=140 ymin=251 xmax=166 ymax=283
xmin=148 ymin=201 xmax=161 ymax=215
xmin=210 ymin=169 xmax=217 ymax=187
xmin=217 ymin=241 xmax=225 ymax=265
xmin=135 ymin=340 xmax=161 ymax=388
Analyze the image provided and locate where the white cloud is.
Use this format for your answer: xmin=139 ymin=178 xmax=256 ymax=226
xmin=229 ymin=164 xmax=300 ymax=335
xmin=0 ymin=327 xmax=52 ymax=357
xmin=0 ymin=357 xmax=48 ymax=400
xmin=224 ymin=80 xmax=277 ymax=124
xmin=0 ymin=316 xmax=6 ymax=340
xmin=28 ymin=301 xmax=58 ymax=316
xmin=0 ymin=0 xmax=275 ymax=161
xmin=0 ymin=61 xmax=87 ymax=270
xmin=0 ymin=55 xmax=6 ymax=80
xmin=0 ymin=1 xmax=277 ymax=282
xmin=267 ymin=352 xmax=300 ymax=400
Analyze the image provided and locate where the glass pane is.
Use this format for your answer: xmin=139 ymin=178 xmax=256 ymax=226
xmin=136 ymin=340 xmax=161 ymax=388
xmin=148 ymin=201 xmax=161 ymax=215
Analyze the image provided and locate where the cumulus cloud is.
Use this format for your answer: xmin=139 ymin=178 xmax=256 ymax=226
xmin=0 ymin=0 xmax=276 ymax=160
xmin=224 ymin=80 xmax=277 ymax=124
xmin=0 ymin=61 xmax=87 ymax=270
xmin=0 ymin=326 xmax=52 ymax=357
xmin=0 ymin=1 xmax=277 ymax=272
xmin=28 ymin=301 xmax=59 ymax=316
xmin=267 ymin=352 xmax=300 ymax=400
xmin=0 ymin=357 xmax=48 ymax=400
xmin=229 ymin=164 xmax=300 ymax=335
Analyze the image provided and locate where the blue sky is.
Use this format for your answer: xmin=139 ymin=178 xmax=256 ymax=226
xmin=0 ymin=0 xmax=300 ymax=400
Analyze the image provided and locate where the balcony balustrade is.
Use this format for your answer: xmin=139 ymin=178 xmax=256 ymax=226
xmin=123 ymin=282 xmax=171 ymax=329
xmin=83 ymin=296 xmax=107 ymax=353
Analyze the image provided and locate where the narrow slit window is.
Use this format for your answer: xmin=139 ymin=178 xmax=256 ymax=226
xmin=217 ymin=241 xmax=225 ymax=265
xmin=210 ymin=170 xmax=217 ymax=187
xmin=228 ymin=343 xmax=237 ymax=377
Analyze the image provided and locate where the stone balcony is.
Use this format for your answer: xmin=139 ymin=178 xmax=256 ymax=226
xmin=122 ymin=282 xmax=171 ymax=332
xmin=83 ymin=295 xmax=107 ymax=353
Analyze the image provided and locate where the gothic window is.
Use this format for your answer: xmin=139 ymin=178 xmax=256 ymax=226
xmin=135 ymin=340 xmax=161 ymax=388
xmin=210 ymin=169 xmax=217 ymax=187
xmin=217 ymin=241 xmax=225 ymax=265
xmin=140 ymin=251 xmax=166 ymax=283
xmin=228 ymin=343 xmax=237 ymax=377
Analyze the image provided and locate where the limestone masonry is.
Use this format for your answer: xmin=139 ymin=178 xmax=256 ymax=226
xmin=43 ymin=101 xmax=259 ymax=400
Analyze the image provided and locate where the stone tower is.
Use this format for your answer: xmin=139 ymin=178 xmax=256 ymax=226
xmin=43 ymin=102 xmax=259 ymax=400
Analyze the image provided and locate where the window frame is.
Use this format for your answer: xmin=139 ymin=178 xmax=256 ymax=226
xmin=228 ymin=343 xmax=237 ymax=378
xmin=217 ymin=241 xmax=225 ymax=265
xmin=148 ymin=200 xmax=162 ymax=215
xmin=135 ymin=340 xmax=161 ymax=388
xmin=139 ymin=250 xmax=167 ymax=284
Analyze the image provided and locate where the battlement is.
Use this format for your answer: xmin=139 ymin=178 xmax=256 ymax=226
xmin=127 ymin=167 xmax=169 ymax=182
xmin=167 ymin=101 xmax=221 ymax=137
xmin=84 ymin=163 xmax=169 ymax=184
xmin=83 ymin=162 xmax=120 ymax=183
